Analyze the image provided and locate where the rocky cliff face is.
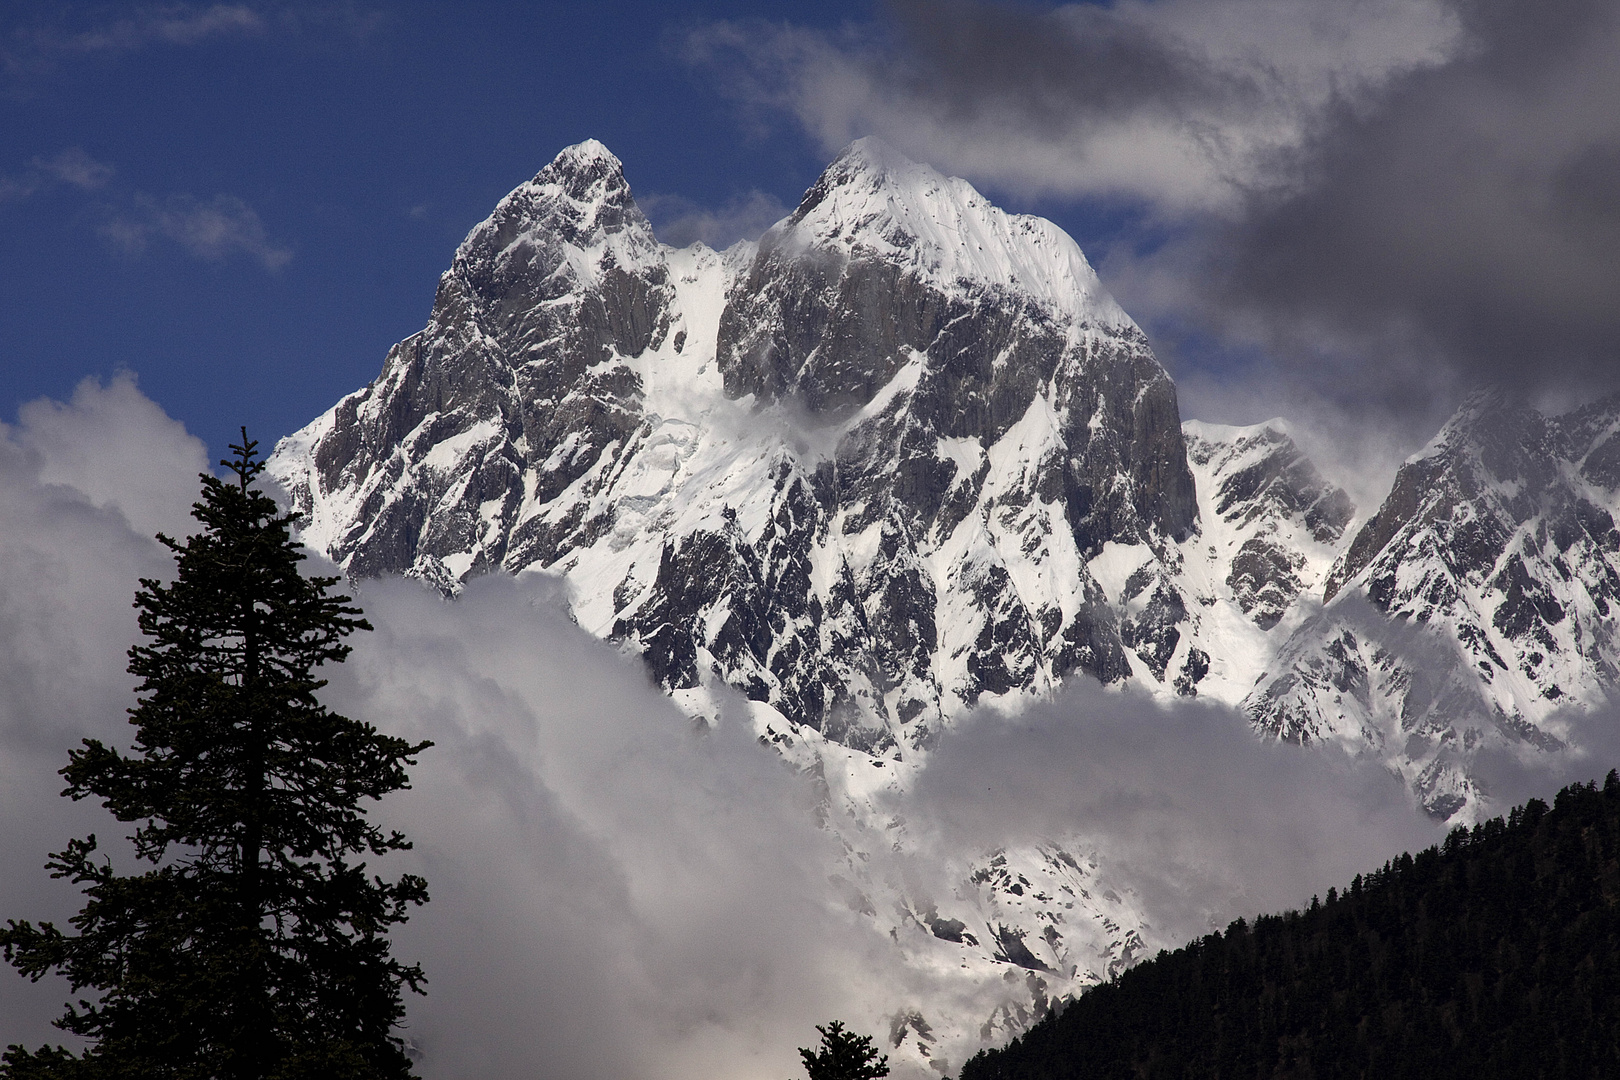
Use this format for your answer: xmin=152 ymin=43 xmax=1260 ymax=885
xmin=1246 ymin=391 xmax=1620 ymax=817
xmin=273 ymin=138 xmax=1200 ymax=758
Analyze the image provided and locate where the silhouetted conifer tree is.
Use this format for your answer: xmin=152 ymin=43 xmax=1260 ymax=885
xmin=1 ymin=432 xmax=430 ymax=1079
xmin=799 ymin=1021 xmax=890 ymax=1080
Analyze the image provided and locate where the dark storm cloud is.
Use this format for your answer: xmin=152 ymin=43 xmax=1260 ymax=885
xmin=879 ymin=0 xmax=1245 ymax=131
xmin=687 ymin=0 xmax=1617 ymax=417
xmin=684 ymin=0 xmax=1458 ymax=212
xmin=1214 ymin=0 xmax=1620 ymax=403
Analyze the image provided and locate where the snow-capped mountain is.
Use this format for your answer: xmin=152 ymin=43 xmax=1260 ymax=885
xmin=272 ymin=137 xmax=1197 ymax=758
xmin=1166 ymin=419 xmax=1356 ymax=701
xmin=270 ymin=141 xmax=1208 ymax=1062
xmin=268 ymin=138 xmax=1620 ymax=1067
xmin=1246 ymin=391 xmax=1620 ymax=816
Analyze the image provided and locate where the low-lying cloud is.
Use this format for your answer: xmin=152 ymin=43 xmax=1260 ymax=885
xmin=902 ymin=687 xmax=1443 ymax=948
xmin=0 ymin=381 xmax=1596 ymax=1078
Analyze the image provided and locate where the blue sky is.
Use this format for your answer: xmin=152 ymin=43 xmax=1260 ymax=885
xmin=1 ymin=2 xmax=891 ymax=459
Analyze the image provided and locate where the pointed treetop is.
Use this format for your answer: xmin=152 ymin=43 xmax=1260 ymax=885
xmin=225 ymin=426 xmax=266 ymax=492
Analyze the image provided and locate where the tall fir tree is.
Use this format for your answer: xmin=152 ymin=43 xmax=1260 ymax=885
xmin=1 ymin=432 xmax=430 ymax=1080
xmin=798 ymin=1021 xmax=890 ymax=1080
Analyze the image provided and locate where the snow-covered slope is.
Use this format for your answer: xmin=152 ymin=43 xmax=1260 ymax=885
xmin=271 ymin=139 xmax=1200 ymax=1060
xmin=1163 ymin=419 xmax=1357 ymax=702
xmin=1246 ymin=391 xmax=1620 ymax=817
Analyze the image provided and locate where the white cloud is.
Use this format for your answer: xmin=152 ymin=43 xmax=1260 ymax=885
xmin=32 ymin=147 xmax=113 ymax=190
xmin=6 ymin=379 xmax=1602 ymax=1078
xmin=0 ymin=381 xmax=892 ymax=1078
xmin=640 ymin=189 xmax=792 ymax=249
xmin=53 ymin=5 xmax=268 ymax=53
xmin=0 ymin=378 xmax=206 ymax=1051
xmin=0 ymin=147 xmax=289 ymax=272
xmin=2 ymin=3 xmax=385 ymax=83
xmin=0 ymin=147 xmax=114 ymax=203
xmin=102 ymin=192 xmax=293 ymax=270
xmin=901 ymin=686 xmax=1442 ymax=946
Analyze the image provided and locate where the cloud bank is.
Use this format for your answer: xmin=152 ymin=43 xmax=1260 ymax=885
xmin=5 ymin=380 xmax=1601 ymax=1078
xmin=902 ymin=687 xmax=1442 ymax=948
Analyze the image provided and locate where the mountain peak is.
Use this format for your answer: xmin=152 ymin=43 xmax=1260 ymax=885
xmin=526 ymin=138 xmax=634 ymax=209
xmin=779 ymin=137 xmax=1132 ymax=329
xmin=823 ymin=135 xmax=924 ymax=186
xmin=539 ymin=138 xmax=624 ymax=178
xmin=451 ymin=139 xmax=654 ymax=274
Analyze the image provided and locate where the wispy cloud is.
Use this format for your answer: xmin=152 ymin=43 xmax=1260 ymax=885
xmin=0 ymin=146 xmax=113 ymax=202
xmin=0 ymin=147 xmax=290 ymax=272
xmin=2 ymin=2 xmax=385 ymax=80
xmin=33 ymin=146 xmax=114 ymax=189
xmin=32 ymin=4 xmax=268 ymax=54
xmin=639 ymin=188 xmax=790 ymax=249
xmin=101 ymin=191 xmax=293 ymax=270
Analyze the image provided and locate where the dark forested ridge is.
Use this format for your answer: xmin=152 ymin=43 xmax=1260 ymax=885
xmin=961 ymin=774 xmax=1620 ymax=1080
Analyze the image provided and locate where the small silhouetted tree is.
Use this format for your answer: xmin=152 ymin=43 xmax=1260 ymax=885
xmin=1 ymin=432 xmax=431 ymax=1079
xmin=799 ymin=1021 xmax=890 ymax=1080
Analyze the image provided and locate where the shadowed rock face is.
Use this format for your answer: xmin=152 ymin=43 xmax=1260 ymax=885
xmin=291 ymin=140 xmax=674 ymax=592
xmin=270 ymin=138 xmax=1203 ymax=752
xmin=717 ymin=143 xmax=1197 ymax=560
